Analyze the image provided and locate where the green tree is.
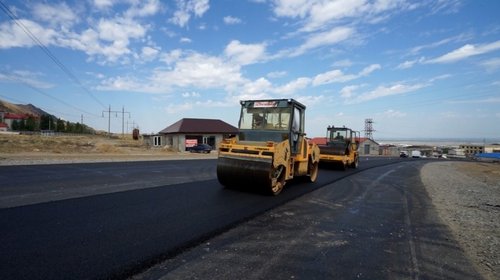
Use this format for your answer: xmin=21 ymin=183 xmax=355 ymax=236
xmin=66 ymin=122 xmax=74 ymax=133
xmin=26 ymin=116 xmax=37 ymax=131
xmin=19 ymin=119 xmax=26 ymax=131
xmin=40 ymin=115 xmax=54 ymax=130
xmin=56 ymin=119 xmax=65 ymax=132
xmin=11 ymin=120 xmax=19 ymax=130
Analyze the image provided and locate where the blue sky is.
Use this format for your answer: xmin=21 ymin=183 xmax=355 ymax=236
xmin=0 ymin=0 xmax=499 ymax=139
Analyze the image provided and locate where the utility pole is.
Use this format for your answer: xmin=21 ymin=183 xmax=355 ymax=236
xmin=102 ymin=105 xmax=120 ymax=137
xmin=121 ymin=106 xmax=131 ymax=136
xmin=127 ymin=120 xmax=137 ymax=134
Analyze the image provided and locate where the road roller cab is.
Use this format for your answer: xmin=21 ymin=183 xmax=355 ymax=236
xmin=217 ymin=99 xmax=320 ymax=195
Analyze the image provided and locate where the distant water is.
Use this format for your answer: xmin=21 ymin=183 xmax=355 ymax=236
xmin=377 ymin=138 xmax=500 ymax=147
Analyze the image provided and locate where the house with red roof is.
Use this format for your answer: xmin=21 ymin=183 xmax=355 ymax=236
xmin=1 ymin=112 xmax=29 ymax=130
xmin=0 ymin=122 xmax=8 ymax=132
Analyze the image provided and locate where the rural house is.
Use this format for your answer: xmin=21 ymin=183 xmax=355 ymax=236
xmin=145 ymin=118 xmax=238 ymax=152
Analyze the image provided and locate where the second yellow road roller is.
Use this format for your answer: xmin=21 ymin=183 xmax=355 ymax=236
xmin=318 ymin=125 xmax=360 ymax=170
xmin=217 ymin=99 xmax=320 ymax=195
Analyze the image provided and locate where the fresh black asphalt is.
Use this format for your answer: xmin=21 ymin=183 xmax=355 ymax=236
xmin=0 ymin=157 xmax=479 ymax=279
xmin=136 ymin=161 xmax=481 ymax=279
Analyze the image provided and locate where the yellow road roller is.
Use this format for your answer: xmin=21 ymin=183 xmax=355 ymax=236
xmin=318 ymin=125 xmax=360 ymax=169
xmin=217 ymin=99 xmax=320 ymax=195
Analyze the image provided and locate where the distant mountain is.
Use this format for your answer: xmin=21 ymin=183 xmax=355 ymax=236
xmin=0 ymin=99 xmax=52 ymax=117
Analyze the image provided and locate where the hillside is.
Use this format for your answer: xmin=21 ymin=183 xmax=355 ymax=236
xmin=0 ymin=99 xmax=51 ymax=116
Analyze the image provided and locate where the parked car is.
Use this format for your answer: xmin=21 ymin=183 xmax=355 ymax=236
xmin=189 ymin=144 xmax=213 ymax=153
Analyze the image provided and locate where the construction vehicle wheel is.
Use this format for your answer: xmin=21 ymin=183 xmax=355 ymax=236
xmin=269 ymin=165 xmax=285 ymax=195
xmin=340 ymin=160 xmax=347 ymax=170
xmin=350 ymin=156 xmax=359 ymax=169
xmin=308 ymin=161 xmax=319 ymax=182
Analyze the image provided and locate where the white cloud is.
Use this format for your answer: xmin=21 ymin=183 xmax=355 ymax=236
xmin=429 ymin=74 xmax=452 ymax=82
xmin=160 ymin=49 xmax=183 ymax=65
xmin=93 ymin=0 xmax=116 ymax=10
xmin=295 ymin=95 xmax=326 ymax=107
xmin=344 ymin=82 xmax=428 ymax=104
xmin=382 ymin=109 xmax=407 ymax=118
xmin=480 ymin=57 xmax=500 ymax=71
xmin=397 ymin=59 xmax=418 ymax=69
xmin=152 ymin=52 xmax=243 ymax=89
xmin=313 ymin=69 xmax=356 ymax=86
xmin=290 ymin=26 xmax=354 ymax=57
xmin=181 ymin=91 xmax=201 ymax=98
xmin=224 ymin=40 xmax=267 ymax=65
xmin=272 ymin=0 xmax=413 ymax=33
xmin=223 ymin=16 xmax=242 ymax=25
xmin=165 ymin=102 xmax=193 ymax=114
xmin=331 ymin=59 xmax=353 ymax=68
xmin=125 ymin=0 xmax=161 ymax=18
xmin=0 ymin=70 xmax=54 ymax=89
xmin=271 ymin=0 xmax=313 ymax=18
xmin=339 ymin=85 xmax=363 ymax=98
xmin=170 ymin=0 xmax=210 ymax=27
xmin=449 ymin=97 xmax=500 ymax=104
xmin=312 ymin=64 xmax=380 ymax=86
xmin=237 ymin=77 xmax=273 ymax=100
xmin=359 ymin=64 xmax=381 ymax=76
xmin=274 ymin=77 xmax=311 ymax=95
xmin=408 ymin=33 xmax=473 ymax=56
xmin=180 ymin=37 xmax=192 ymax=43
xmin=0 ymin=19 xmax=57 ymax=49
xmin=61 ymin=17 xmax=148 ymax=63
xmin=426 ymin=40 xmax=500 ymax=64
xmin=99 ymin=50 xmax=245 ymax=93
xmin=303 ymin=0 xmax=369 ymax=32
xmin=267 ymin=71 xmax=287 ymax=78
xmin=32 ymin=2 xmax=78 ymax=28
xmin=140 ymin=46 xmax=160 ymax=61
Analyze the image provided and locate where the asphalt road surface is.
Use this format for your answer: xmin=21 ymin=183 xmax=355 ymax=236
xmin=0 ymin=157 xmax=481 ymax=279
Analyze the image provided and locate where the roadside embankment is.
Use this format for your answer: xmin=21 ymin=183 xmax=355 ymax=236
xmin=421 ymin=161 xmax=500 ymax=280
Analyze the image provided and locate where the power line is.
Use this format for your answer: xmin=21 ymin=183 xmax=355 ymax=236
xmin=0 ymin=93 xmax=81 ymax=119
xmin=0 ymin=71 xmax=100 ymax=118
xmin=0 ymin=0 xmax=106 ymax=109
xmin=102 ymin=105 xmax=131 ymax=136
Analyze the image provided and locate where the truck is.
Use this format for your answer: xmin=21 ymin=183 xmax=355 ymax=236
xmin=318 ymin=125 xmax=360 ymax=170
xmin=216 ymin=99 xmax=320 ymax=195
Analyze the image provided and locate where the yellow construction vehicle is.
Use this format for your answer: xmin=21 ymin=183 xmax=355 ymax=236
xmin=217 ymin=99 xmax=320 ymax=195
xmin=318 ymin=125 xmax=360 ymax=169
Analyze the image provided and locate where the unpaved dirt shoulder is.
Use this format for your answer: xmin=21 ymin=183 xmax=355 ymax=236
xmin=421 ymin=161 xmax=500 ymax=280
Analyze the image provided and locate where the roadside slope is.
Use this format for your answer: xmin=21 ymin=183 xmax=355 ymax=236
xmin=421 ymin=161 xmax=500 ymax=280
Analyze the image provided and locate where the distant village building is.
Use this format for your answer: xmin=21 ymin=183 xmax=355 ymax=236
xmin=359 ymin=138 xmax=379 ymax=156
xmin=484 ymin=144 xmax=500 ymax=153
xmin=144 ymin=118 xmax=238 ymax=152
xmin=1 ymin=112 xmax=28 ymax=130
xmin=379 ymin=144 xmax=400 ymax=156
xmin=448 ymin=148 xmax=466 ymax=158
xmin=459 ymin=144 xmax=484 ymax=157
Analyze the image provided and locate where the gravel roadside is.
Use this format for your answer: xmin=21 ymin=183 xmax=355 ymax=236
xmin=421 ymin=161 xmax=500 ymax=280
